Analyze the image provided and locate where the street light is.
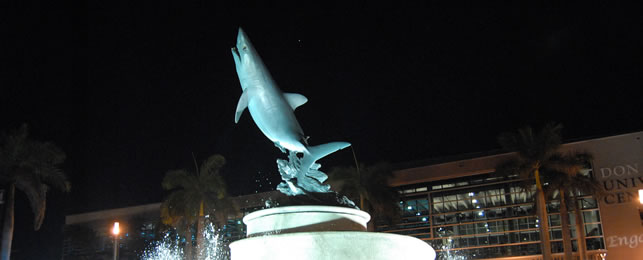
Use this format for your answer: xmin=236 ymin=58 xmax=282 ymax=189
xmin=112 ymin=222 xmax=120 ymax=260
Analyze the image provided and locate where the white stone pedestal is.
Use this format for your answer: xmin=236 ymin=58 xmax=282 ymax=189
xmin=229 ymin=206 xmax=436 ymax=260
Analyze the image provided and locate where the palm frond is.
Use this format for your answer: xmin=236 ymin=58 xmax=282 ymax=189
xmin=200 ymin=170 xmax=227 ymax=198
xmin=536 ymin=122 xmax=563 ymax=159
xmin=39 ymin=168 xmax=71 ymax=192
xmin=542 ymin=169 xmax=568 ymax=198
xmin=161 ymin=190 xmax=190 ymax=225
xmin=14 ymin=172 xmax=48 ymax=230
xmin=499 ymin=123 xmax=563 ymax=162
xmin=199 ymin=154 xmax=225 ymax=177
xmin=494 ymin=160 xmax=521 ymax=177
xmin=544 ymin=154 xmax=584 ymax=177
xmin=570 ymin=175 xmax=605 ymax=199
xmin=162 ymin=169 xmax=193 ymax=190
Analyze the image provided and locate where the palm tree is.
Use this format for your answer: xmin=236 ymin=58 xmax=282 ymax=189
xmin=0 ymin=124 xmax=70 ymax=260
xmin=160 ymin=154 xmax=235 ymax=260
xmin=544 ymin=158 xmax=603 ymax=260
xmin=327 ymin=161 xmax=400 ymax=228
xmin=539 ymin=152 xmax=594 ymax=260
xmin=495 ymin=123 xmax=567 ymax=260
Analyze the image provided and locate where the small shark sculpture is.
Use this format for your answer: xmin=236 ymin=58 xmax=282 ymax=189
xmin=231 ymin=28 xmax=350 ymax=194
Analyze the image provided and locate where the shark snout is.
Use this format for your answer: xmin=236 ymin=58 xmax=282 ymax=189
xmin=236 ymin=27 xmax=250 ymax=51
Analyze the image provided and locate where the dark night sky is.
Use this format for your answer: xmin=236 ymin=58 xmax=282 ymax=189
xmin=1 ymin=2 xmax=641 ymax=259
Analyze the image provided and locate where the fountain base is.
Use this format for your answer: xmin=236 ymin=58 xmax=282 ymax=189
xmin=229 ymin=206 xmax=435 ymax=260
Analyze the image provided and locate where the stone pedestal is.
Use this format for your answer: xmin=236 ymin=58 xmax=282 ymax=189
xmin=229 ymin=205 xmax=436 ymax=260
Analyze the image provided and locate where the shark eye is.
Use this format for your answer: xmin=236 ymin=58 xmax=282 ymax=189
xmin=243 ymin=45 xmax=247 ymax=51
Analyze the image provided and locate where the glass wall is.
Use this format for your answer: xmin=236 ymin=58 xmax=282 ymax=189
xmin=376 ymin=173 xmax=605 ymax=259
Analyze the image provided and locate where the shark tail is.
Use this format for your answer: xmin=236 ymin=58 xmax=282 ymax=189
xmin=301 ymin=142 xmax=351 ymax=173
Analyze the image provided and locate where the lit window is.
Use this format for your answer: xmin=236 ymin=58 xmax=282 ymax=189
xmin=443 ymin=183 xmax=455 ymax=188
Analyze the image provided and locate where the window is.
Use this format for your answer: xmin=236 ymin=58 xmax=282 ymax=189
xmin=549 ymin=214 xmax=561 ymax=227
xmin=580 ymin=198 xmax=598 ymax=209
xmin=583 ymin=210 xmax=601 ymax=223
xmin=400 ymin=197 xmax=430 ymax=217
xmin=586 ymin=237 xmax=605 ymax=250
xmin=550 ymin=228 xmax=563 ymax=240
xmin=585 ymin=223 xmax=602 ymax=236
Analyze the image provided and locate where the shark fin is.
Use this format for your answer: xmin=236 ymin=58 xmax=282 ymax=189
xmin=235 ymin=91 xmax=249 ymax=123
xmin=284 ymin=93 xmax=308 ymax=110
xmin=300 ymin=142 xmax=351 ymax=173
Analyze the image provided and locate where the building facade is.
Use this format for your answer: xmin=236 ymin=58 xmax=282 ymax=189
xmin=379 ymin=131 xmax=642 ymax=259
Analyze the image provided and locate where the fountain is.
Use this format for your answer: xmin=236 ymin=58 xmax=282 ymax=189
xmin=141 ymin=233 xmax=184 ymax=260
xmin=229 ymin=27 xmax=436 ymax=259
xmin=141 ymin=222 xmax=228 ymax=260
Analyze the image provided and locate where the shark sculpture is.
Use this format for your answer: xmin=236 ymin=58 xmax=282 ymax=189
xmin=231 ymin=28 xmax=350 ymax=195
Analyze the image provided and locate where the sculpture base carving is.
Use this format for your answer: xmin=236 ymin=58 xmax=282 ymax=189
xmin=274 ymin=150 xmax=356 ymax=208
xmin=276 ymin=150 xmax=329 ymax=195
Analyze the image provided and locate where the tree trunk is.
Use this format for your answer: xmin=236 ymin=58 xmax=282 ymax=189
xmin=196 ymin=216 xmax=205 ymax=260
xmin=194 ymin=200 xmax=206 ymax=260
xmin=534 ymin=170 xmax=552 ymax=260
xmin=1 ymin=184 xmax=15 ymax=260
xmin=559 ymin=189 xmax=572 ymax=260
xmin=184 ymin=222 xmax=193 ymax=260
xmin=573 ymin=195 xmax=587 ymax=260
